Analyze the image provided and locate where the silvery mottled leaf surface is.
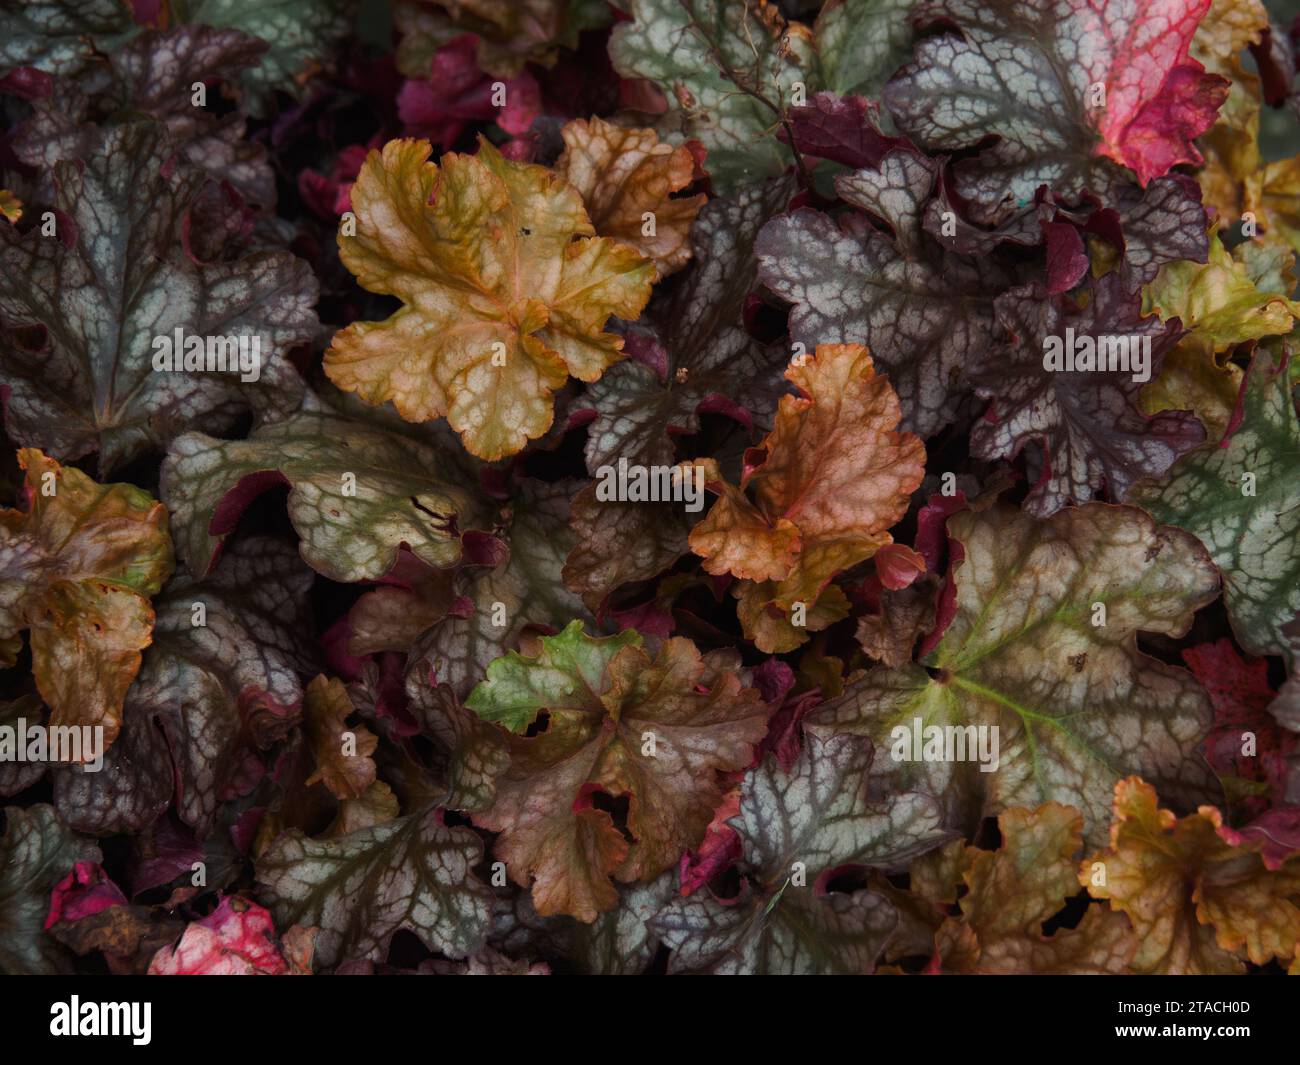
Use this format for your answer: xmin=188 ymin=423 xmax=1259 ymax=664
xmin=163 ymin=407 xmax=491 ymax=582
xmin=0 ymin=805 xmax=100 ymax=974
xmin=0 ymin=0 xmax=138 ymax=77
xmin=609 ymin=0 xmax=820 ymax=194
xmin=0 ymin=122 xmax=315 ymax=473
xmin=758 ymin=150 xmax=1011 ymax=435
xmin=256 ymin=805 xmax=494 ymax=967
xmin=1132 ymin=354 xmax=1300 ymax=664
xmin=649 ymin=730 xmax=951 ymax=974
xmin=14 ymin=26 xmax=276 ymax=205
xmin=582 ymin=180 xmax=793 ymax=471
xmin=970 ymin=274 xmax=1204 ymax=515
xmin=3 ymin=0 xmax=1298 ymax=982
xmin=810 ymin=503 xmax=1221 ymax=845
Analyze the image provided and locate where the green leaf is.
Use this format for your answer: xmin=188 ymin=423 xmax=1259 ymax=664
xmin=1142 ymin=233 xmax=1300 ymax=351
xmin=649 ymin=730 xmax=951 ymax=974
xmin=1131 ymin=353 xmax=1300 ymax=664
xmin=0 ymin=805 xmax=100 ymax=974
xmin=809 ymin=503 xmax=1221 ymax=845
xmin=609 ymin=0 xmax=821 ymax=194
xmin=814 ymin=0 xmax=915 ymax=98
xmin=163 ymin=407 xmax=491 ymax=582
xmin=0 ymin=0 xmax=139 ymax=77
xmin=168 ymin=0 xmax=353 ymax=111
xmin=0 ymin=122 xmax=316 ymax=473
xmin=256 ymin=806 xmax=494 ymax=968
xmin=466 ymin=620 xmax=643 ymax=733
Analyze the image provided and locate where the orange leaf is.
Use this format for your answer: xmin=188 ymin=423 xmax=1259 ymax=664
xmin=555 ymin=116 xmax=706 ymax=277
xmin=689 ymin=343 xmax=924 ymax=649
xmin=325 ymin=137 xmax=655 ymax=460
xmin=303 ymin=676 xmax=379 ymax=801
xmin=1081 ymin=777 xmax=1300 ymax=973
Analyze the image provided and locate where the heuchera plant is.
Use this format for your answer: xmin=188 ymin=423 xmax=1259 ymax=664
xmin=0 ymin=0 xmax=1298 ymax=977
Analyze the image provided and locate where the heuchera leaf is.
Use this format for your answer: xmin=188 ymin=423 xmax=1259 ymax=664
xmin=0 ymin=122 xmax=316 ymax=472
xmin=303 ymin=675 xmax=379 ymax=801
xmin=44 ymin=859 xmax=184 ymax=974
xmin=463 ymin=622 xmax=771 ymax=921
xmin=1270 ymin=614 xmax=1300 ymax=734
xmin=883 ymin=0 xmax=1228 ymax=224
xmin=0 ymin=696 xmax=47 ymax=797
xmin=1140 ymin=332 xmax=1242 ymax=443
xmin=689 ymin=343 xmax=925 ymax=652
xmin=757 ymin=149 xmax=1012 ymax=435
xmin=327 ymin=781 xmax=402 ymax=839
xmin=581 ymin=178 xmax=793 ymax=473
xmin=813 ymin=0 xmax=916 ymax=98
xmin=162 ymin=408 xmax=491 ymax=582
xmin=14 ymin=26 xmax=276 ymax=206
xmin=1184 ymin=639 xmax=1295 ymax=815
xmin=8 ymin=0 xmax=1300 ymax=984
xmin=1081 ymin=777 xmax=1300 ymax=973
xmin=343 ymin=553 xmax=459 ymax=660
xmin=919 ymin=170 xmax=1210 ymax=290
xmin=48 ymin=697 xmax=172 ymax=836
xmin=1191 ymin=0 xmax=1300 ymax=253
xmin=809 ymin=503 xmax=1220 ymax=845
xmin=0 ymin=804 xmax=100 ymax=974
xmin=406 ymin=660 xmax=513 ymax=813
xmin=0 ymin=0 xmax=138 ymax=78
xmin=407 ymin=479 xmax=592 ymax=699
xmin=648 ymin=730 xmax=951 ymax=974
xmin=1101 ymin=176 xmax=1215 ymax=289
xmin=256 ymin=805 xmax=494 ymax=968
xmin=148 ymin=896 xmax=314 ymax=975
xmin=930 ymin=804 xmax=1137 ymax=973
xmin=394 ymin=0 xmax=608 ymax=79
xmin=324 ymin=137 xmax=654 ymax=460
xmin=1131 ymin=353 xmax=1300 ymax=663
xmin=856 ymin=573 xmax=939 ymax=668
xmin=397 ymin=34 xmax=540 ymax=148
xmin=970 ymin=274 xmax=1204 ymax=516
xmin=1142 ymin=232 xmax=1300 ymax=350
xmin=1256 ymin=155 xmax=1300 ymax=259
xmin=609 ymin=0 xmax=820 ymax=194
xmin=162 ymin=0 xmax=352 ymax=111
xmin=561 ymin=481 xmax=692 ymax=615
xmin=781 ymin=91 xmax=910 ymax=170
xmin=56 ymin=536 xmax=315 ymax=837
xmin=492 ymin=872 xmax=676 ymax=975
xmin=554 ymin=116 xmax=707 ymax=278
xmin=0 ymin=448 xmax=172 ymax=753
